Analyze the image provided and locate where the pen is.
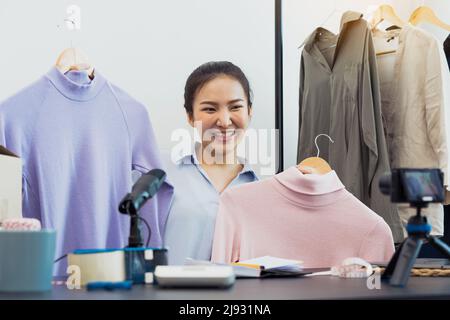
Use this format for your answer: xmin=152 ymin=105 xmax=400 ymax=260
xmin=86 ymin=281 xmax=133 ymax=291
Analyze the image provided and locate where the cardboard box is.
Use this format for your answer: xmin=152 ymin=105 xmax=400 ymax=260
xmin=0 ymin=146 xmax=22 ymax=222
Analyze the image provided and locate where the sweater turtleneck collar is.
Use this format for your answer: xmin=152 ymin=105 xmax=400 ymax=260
xmin=272 ymin=166 xmax=347 ymax=206
xmin=45 ymin=67 xmax=106 ymax=101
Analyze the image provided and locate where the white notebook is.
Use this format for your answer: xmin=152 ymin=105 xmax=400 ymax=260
xmin=185 ymin=256 xmax=304 ymax=278
xmin=238 ymin=256 xmax=303 ymax=272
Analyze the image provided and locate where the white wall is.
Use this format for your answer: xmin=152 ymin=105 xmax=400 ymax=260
xmin=1 ymin=0 xmax=448 ymax=175
xmin=0 ymin=0 xmax=276 ymax=176
xmin=282 ymin=0 xmax=450 ymax=169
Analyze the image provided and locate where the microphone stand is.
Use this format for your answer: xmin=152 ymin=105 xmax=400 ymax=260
xmin=123 ymin=202 xmax=143 ymax=248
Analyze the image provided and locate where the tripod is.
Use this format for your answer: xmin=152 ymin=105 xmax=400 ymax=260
xmin=382 ymin=204 xmax=450 ymax=287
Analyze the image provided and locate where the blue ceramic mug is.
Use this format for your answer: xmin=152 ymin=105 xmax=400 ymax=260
xmin=0 ymin=230 xmax=56 ymax=292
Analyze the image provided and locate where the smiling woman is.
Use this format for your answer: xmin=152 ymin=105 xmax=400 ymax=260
xmin=162 ymin=61 xmax=259 ymax=265
xmin=183 ymin=61 xmax=253 ymax=166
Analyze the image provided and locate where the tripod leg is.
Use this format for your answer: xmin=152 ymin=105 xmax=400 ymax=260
xmin=383 ymin=237 xmax=423 ymax=287
xmin=428 ymin=236 xmax=450 ymax=259
xmin=382 ymin=242 xmax=404 ymax=281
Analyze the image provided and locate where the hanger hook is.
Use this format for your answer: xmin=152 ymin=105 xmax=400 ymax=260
xmin=314 ymin=134 xmax=334 ymax=157
xmin=63 ymin=18 xmax=76 ymax=64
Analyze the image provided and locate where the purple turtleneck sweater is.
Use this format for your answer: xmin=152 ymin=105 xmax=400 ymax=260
xmin=0 ymin=67 xmax=173 ymax=276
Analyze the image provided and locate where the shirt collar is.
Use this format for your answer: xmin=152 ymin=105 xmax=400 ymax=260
xmin=303 ymin=27 xmax=336 ymax=53
xmin=270 ymin=166 xmax=348 ymax=207
xmin=173 ymin=144 xmax=199 ymax=165
xmin=45 ymin=66 xmax=106 ymax=102
xmin=302 ymin=11 xmax=363 ymax=53
xmin=274 ymin=166 xmax=345 ymax=195
xmin=174 ymin=145 xmax=257 ymax=178
xmin=372 ymin=23 xmax=412 ymax=48
xmin=339 ymin=10 xmax=363 ymax=31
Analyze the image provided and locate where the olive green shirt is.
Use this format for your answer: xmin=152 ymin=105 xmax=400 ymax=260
xmin=297 ymin=12 xmax=403 ymax=242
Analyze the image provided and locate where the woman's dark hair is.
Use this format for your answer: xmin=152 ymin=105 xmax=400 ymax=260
xmin=184 ymin=61 xmax=253 ymax=116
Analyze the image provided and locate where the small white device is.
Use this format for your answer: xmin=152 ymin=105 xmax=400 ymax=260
xmin=154 ymin=265 xmax=235 ymax=288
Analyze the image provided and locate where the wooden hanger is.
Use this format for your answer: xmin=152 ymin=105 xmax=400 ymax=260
xmin=409 ymin=6 xmax=450 ymax=31
xmin=370 ymin=4 xmax=405 ymax=30
xmin=371 ymin=6 xmax=404 ymax=57
xmin=55 ymin=47 xmax=94 ymax=78
xmin=55 ymin=11 xmax=94 ymax=77
xmin=297 ymin=134 xmax=334 ymax=174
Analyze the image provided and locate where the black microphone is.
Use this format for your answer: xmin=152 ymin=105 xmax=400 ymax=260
xmin=119 ymin=169 xmax=167 ymax=216
xmin=119 ymin=169 xmax=166 ymax=248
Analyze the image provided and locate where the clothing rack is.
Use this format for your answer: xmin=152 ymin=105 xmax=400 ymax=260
xmin=275 ymin=0 xmax=284 ymax=173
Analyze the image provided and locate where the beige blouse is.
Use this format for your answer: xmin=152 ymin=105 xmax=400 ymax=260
xmin=373 ymin=24 xmax=448 ymax=236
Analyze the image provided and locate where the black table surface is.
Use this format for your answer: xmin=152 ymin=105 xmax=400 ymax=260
xmin=1 ymin=276 xmax=450 ymax=300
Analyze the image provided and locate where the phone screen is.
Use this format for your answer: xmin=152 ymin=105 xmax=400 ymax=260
xmin=401 ymin=170 xmax=443 ymax=203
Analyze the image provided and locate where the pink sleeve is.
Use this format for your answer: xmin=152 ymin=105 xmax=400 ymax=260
xmin=211 ymin=191 xmax=240 ymax=264
xmin=359 ymin=220 xmax=395 ymax=263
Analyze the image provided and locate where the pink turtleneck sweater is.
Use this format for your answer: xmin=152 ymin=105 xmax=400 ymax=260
xmin=211 ymin=167 xmax=395 ymax=268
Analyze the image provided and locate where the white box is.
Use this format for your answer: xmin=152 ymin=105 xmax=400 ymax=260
xmin=155 ymin=266 xmax=235 ymax=288
xmin=0 ymin=146 xmax=22 ymax=222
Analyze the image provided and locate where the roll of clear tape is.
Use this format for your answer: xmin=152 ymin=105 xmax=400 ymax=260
xmin=307 ymin=257 xmax=374 ymax=278
xmin=330 ymin=257 xmax=373 ymax=278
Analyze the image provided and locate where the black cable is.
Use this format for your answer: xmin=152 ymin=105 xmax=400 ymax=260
xmin=138 ymin=216 xmax=151 ymax=247
xmin=54 ymin=254 xmax=68 ymax=264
